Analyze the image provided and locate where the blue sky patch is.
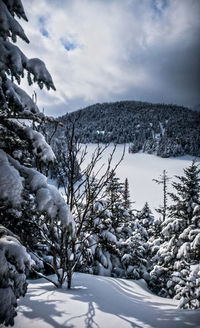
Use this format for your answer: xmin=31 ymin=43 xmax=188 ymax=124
xmin=60 ymin=37 xmax=77 ymax=51
xmin=38 ymin=16 xmax=49 ymax=37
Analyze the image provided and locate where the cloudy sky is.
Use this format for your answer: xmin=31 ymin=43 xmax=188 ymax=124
xmin=19 ymin=0 xmax=200 ymax=116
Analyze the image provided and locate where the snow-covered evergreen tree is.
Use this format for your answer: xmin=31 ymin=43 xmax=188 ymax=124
xmin=105 ymin=170 xmax=128 ymax=228
xmin=123 ymin=178 xmax=132 ymax=210
xmin=137 ymin=202 xmax=154 ymax=233
xmin=149 ymin=162 xmax=200 ymax=307
xmin=76 ymin=171 xmax=134 ymax=278
xmin=84 ymin=199 xmax=121 ymax=277
xmin=50 ymin=101 xmax=200 ymax=158
xmin=175 ymin=264 xmax=200 ymax=309
xmin=0 ymin=225 xmax=33 ymax=326
xmin=0 ymin=0 xmax=75 ymax=322
xmin=121 ymin=218 xmax=149 ymax=280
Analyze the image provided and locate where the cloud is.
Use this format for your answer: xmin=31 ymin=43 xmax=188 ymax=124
xmin=18 ymin=0 xmax=200 ymax=116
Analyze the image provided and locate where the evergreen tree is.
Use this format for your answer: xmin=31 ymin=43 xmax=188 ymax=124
xmin=48 ymin=100 xmax=200 ymax=158
xmin=105 ymin=170 xmax=126 ymax=228
xmin=0 ymin=1 xmax=75 ymax=323
xmin=149 ymin=161 xmax=200 ymax=307
xmin=123 ymin=178 xmax=131 ymax=210
xmin=0 ymin=225 xmax=33 ymax=326
xmin=137 ymin=202 xmax=154 ymax=234
xmin=121 ymin=218 xmax=149 ymax=280
xmin=175 ymin=264 xmax=200 ymax=309
xmin=78 ymin=199 xmax=122 ymax=277
xmin=153 ymin=170 xmax=171 ymax=222
xmin=77 ymin=170 xmax=134 ymax=278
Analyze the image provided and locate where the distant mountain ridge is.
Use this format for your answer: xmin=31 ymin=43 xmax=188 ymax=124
xmin=51 ymin=100 xmax=200 ymax=158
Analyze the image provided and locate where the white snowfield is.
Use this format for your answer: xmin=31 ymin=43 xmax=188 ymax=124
xmin=13 ymin=273 xmax=200 ymax=328
xmin=83 ymin=144 xmax=200 ymax=213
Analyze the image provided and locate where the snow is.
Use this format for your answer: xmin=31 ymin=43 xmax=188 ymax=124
xmin=5 ymin=79 xmax=40 ymax=114
xmin=3 ymin=0 xmax=27 ymax=21
xmin=177 ymin=243 xmax=190 ymax=259
xmin=26 ymin=58 xmax=56 ymax=91
xmin=0 ymin=287 xmax=17 ymax=326
xmin=159 ymin=122 xmax=165 ymax=136
xmin=11 ymin=273 xmax=200 ymax=328
xmin=191 ymin=233 xmax=200 ymax=249
xmin=102 ymin=230 xmax=117 ymax=243
xmin=25 ymin=127 xmax=55 ymax=163
xmin=0 ymin=149 xmax=23 ymax=207
xmin=36 ymin=184 xmax=74 ymax=229
xmin=0 ymin=234 xmax=33 ymax=273
xmin=0 ymin=226 xmax=34 ymax=326
xmin=0 ymin=0 xmax=29 ymax=43
xmin=0 ymin=150 xmax=75 ymax=232
xmin=83 ymin=144 xmax=200 ymax=213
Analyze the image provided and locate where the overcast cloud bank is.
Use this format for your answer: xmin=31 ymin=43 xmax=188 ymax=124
xmin=19 ymin=0 xmax=200 ymax=116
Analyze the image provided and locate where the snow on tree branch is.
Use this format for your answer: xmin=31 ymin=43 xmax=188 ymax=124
xmin=0 ymin=40 xmax=56 ymax=91
xmin=26 ymin=58 xmax=56 ymax=91
xmin=0 ymin=225 xmax=34 ymax=326
xmin=24 ymin=127 xmax=56 ymax=163
xmin=3 ymin=79 xmax=40 ymax=114
xmin=0 ymin=0 xmax=75 ymax=324
xmin=3 ymin=0 xmax=28 ymax=21
xmin=0 ymin=0 xmax=29 ymax=43
xmin=0 ymin=149 xmax=23 ymax=207
xmin=2 ymin=150 xmax=75 ymax=232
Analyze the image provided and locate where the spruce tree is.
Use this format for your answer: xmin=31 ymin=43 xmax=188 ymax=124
xmin=123 ymin=177 xmax=131 ymax=210
xmin=121 ymin=218 xmax=149 ymax=280
xmin=105 ymin=171 xmax=130 ymax=222
xmin=153 ymin=169 xmax=170 ymax=222
xmin=149 ymin=161 xmax=200 ymax=307
xmin=0 ymin=0 xmax=75 ymax=323
xmin=137 ymin=202 xmax=154 ymax=234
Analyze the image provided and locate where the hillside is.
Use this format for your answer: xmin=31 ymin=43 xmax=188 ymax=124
xmin=51 ymin=101 xmax=200 ymax=158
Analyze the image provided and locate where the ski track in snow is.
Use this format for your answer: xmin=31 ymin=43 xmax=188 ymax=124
xmin=13 ymin=273 xmax=200 ymax=328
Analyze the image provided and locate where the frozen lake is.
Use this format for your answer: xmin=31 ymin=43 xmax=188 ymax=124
xmin=83 ymin=144 xmax=200 ymax=214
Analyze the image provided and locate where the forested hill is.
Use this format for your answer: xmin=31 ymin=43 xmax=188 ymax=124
xmin=54 ymin=101 xmax=200 ymax=158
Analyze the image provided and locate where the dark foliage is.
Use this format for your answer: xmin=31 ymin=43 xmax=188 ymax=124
xmin=47 ymin=101 xmax=200 ymax=158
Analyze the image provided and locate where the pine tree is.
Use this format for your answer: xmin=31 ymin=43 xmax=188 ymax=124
xmin=175 ymin=264 xmax=200 ymax=309
xmin=0 ymin=225 xmax=33 ymax=326
xmin=137 ymin=202 xmax=154 ymax=234
xmin=0 ymin=1 xmax=75 ymax=323
xmin=149 ymin=161 xmax=200 ymax=307
xmin=77 ymin=169 xmax=133 ymax=278
xmin=121 ymin=218 xmax=149 ymax=280
xmin=105 ymin=170 xmax=126 ymax=227
xmin=123 ymin=178 xmax=131 ymax=210
xmin=78 ymin=199 xmax=122 ymax=277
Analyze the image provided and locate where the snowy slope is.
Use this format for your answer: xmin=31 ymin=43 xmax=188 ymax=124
xmin=83 ymin=144 xmax=200 ymax=212
xmin=12 ymin=273 xmax=200 ymax=328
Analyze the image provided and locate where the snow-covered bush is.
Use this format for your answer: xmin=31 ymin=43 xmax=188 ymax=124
xmin=0 ymin=225 xmax=34 ymax=326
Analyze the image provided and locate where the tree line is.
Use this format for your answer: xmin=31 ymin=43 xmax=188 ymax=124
xmin=48 ymin=100 xmax=200 ymax=158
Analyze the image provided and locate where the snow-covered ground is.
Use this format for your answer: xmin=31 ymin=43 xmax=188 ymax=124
xmin=83 ymin=144 xmax=200 ymax=213
xmin=13 ymin=273 xmax=200 ymax=328
xmin=8 ymin=147 xmax=200 ymax=328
